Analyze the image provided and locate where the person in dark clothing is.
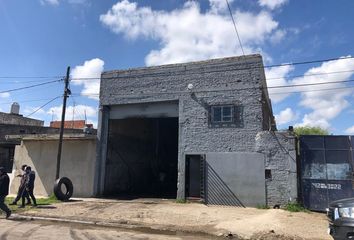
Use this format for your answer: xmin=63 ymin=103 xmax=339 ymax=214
xmin=0 ymin=167 xmax=11 ymax=219
xmin=9 ymin=164 xmax=31 ymax=206
xmin=20 ymin=166 xmax=37 ymax=208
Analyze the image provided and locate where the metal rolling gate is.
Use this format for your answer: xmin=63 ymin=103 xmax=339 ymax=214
xmin=300 ymin=135 xmax=354 ymax=211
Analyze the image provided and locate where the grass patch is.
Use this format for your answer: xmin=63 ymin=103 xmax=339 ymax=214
xmin=4 ymin=194 xmax=60 ymax=213
xmin=284 ymin=202 xmax=309 ymax=212
xmin=36 ymin=194 xmax=60 ymax=205
xmin=256 ymin=204 xmax=270 ymax=209
xmin=176 ymin=199 xmax=187 ymax=204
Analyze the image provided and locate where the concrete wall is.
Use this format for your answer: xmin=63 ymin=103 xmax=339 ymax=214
xmin=11 ymin=137 xmax=96 ymax=197
xmin=0 ymin=112 xmax=43 ymax=126
xmin=206 ymin=152 xmax=266 ymax=207
xmin=256 ymin=131 xmax=297 ymax=207
xmin=0 ymin=124 xmax=83 ymax=144
xmin=98 ymin=55 xmax=269 ymax=200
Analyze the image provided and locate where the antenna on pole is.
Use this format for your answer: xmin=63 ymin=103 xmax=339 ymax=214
xmin=84 ymin=109 xmax=87 ymax=124
xmin=72 ymin=101 xmax=76 ymax=129
xmin=55 ymin=66 xmax=71 ymax=180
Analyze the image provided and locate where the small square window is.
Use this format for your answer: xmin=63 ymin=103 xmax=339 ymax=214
xmin=211 ymin=105 xmax=233 ymax=123
xmin=209 ymin=105 xmax=243 ymax=128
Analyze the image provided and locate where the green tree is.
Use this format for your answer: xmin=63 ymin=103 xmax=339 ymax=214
xmin=294 ymin=126 xmax=329 ymax=136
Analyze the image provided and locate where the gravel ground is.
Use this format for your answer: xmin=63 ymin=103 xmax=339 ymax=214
xmin=15 ymin=198 xmax=331 ymax=240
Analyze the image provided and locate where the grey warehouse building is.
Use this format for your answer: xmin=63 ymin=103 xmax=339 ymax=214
xmin=95 ymin=54 xmax=297 ymax=207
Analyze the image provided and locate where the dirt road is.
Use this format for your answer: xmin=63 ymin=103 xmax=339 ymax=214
xmin=0 ymin=219 xmax=222 ymax=240
xmin=18 ymin=199 xmax=332 ymax=240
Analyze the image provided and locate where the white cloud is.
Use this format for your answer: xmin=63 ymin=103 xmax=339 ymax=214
xmin=345 ymin=125 xmax=354 ymax=135
xmin=209 ymin=0 xmax=234 ymax=13
xmin=71 ymin=58 xmax=104 ymax=100
xmin=100 ymin=0 xmax=283 ymax=66
xmin=40 ymin=0 xmax=87 ymax=6
xmin=292 ymin=56 xmax=354 ymax=129
xmin=275 ymin=107 xmax=297 ymax=125
xmin=258 ymin=0 xmax=288 ymax=10
xmin=265 ymin=65 xmax=294 ymax=103
xmin=0 ymin=92 xmax=10 ymax=98
xmin=48 ymin=104 xmax=98 ymax=122
xmin=269 ymin=29 xmax=286 ymax=44
xmin=40 ymin=0 xmax=59 ymax=6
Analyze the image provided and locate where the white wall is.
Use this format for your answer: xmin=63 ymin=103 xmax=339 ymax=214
xmin=10 ymin=138 xmax=96 ymax=198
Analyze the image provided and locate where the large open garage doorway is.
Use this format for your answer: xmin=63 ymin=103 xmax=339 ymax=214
xmin=104 ymin=102 xmax=179 ymax=199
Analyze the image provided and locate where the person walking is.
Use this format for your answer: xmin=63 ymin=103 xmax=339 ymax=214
xmin=20 ymin=166 xmax=37 ymax=208
xmin=9 ymin=164 xmax=31 ymax=206
xmin=0 ymin=167 xmax=11 ymax=219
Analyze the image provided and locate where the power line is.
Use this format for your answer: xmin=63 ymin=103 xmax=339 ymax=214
xmin=0 ymin=79 xmax=61 ymax=84
xmin=25 ymin=96 xmax=61 ymax=118
xmin=69 ymin=56 xmax=354 ymax=81
xmin=270 ymin=85 xmax=354 ymax=95
xmin=69 ymin=68 xmax=354 ymax=84
xmin=265 ymin=56 xmax=354 ymax=68
xmin=71 ymin=79 xmax=354 ymax=98
xmin=4 ymin=64 xmax=348 ymax=101
xmin=0 ymin=97 xmax=62 ymax=105
xmin=267 ymin=78 xmax=354 ymax=89
xmin=1 ymin=56 xmax=354 ymax=81
xmin=0 ymin=79 xmax=62 ymax=94
xmin=225 ymin=0 xmax=245 ymax=55
xmin=0 ymin=75 xmax=63 ymax=79
xmin=266 ymin=69 xmax=354 ymax=81
xmin=71 ymin=69 xmax=354 ymax=81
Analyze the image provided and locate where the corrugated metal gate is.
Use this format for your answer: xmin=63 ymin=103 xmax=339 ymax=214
xmin=300 ymin=135 xmax=354 ymax=211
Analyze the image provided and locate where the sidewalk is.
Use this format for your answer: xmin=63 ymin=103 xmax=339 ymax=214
xmin=18 ymin=198 xmax=331 ymax=240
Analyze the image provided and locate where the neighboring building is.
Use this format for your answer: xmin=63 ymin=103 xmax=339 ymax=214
xmin=1 ymin=124 xmax=60 ymax=173
xmin=3 ymin=105 xmax=97 ymax=198
xmin=50 ymin=120 xmax=93 ymax=129
xmin=10 ymin=134 xmax=96 ymax=197
xmin=0 ymin=103 xmax=44 ymax=173
xmin=0 ymin=103 xmax=83 ymax=174
xmin=0 ymin=102 xmax=44 ymax=127
xmin=95 ymin=54 xmax=297 ymax=207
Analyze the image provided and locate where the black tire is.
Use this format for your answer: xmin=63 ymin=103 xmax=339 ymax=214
xmin=54 ymin=177 xmax=74 ymax=201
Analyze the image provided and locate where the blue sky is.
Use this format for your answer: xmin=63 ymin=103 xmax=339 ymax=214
xmin=0 ymin=0 xmax=354 ymax=134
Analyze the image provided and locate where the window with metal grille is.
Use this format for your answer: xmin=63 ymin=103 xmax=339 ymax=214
xmin=209 ymin=105 xmax=244 ymax=128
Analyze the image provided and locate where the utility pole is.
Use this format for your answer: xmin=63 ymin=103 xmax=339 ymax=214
xmin=55 ymin=66 xmax=71 ymax=180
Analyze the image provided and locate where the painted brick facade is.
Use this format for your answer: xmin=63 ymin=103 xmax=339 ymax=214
xmin=97 ymin=54 xmax=295 ymax=205
xmin=256 ymin=131 xmax=297 ymax=206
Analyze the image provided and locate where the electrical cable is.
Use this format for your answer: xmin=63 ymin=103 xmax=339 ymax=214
xmin=69 ymin=56 xmax=354 ymax=81
xmin=2 ymin=56 xmax=354 ymax=81
xmin=0 ymin=97 xmax=62 ymax=105
xmin=270 ymin=85 xmax=354 ymax=95
xmin=0 ymin=79 xmax=62 ymax=94
xmin=225 ymin=0 xmax=245 ymax=55
xmin=0 ymin=79 xmax=64 ymax=84
xmin=266 ymin=69 xmax=354 ymax=81
xmin=70 ymin=85 xmax=354 ymax=99
xmin=25 ymin=96 xmax=61 ymax=118
xmin=71 ymin=79 xmax=354 ymax=95
xmin=69 ymin=68 xmax=354 ymax=82
xmin=0 ymin=75 xmax=64 ymax=79
xmin=267 ymin=78 xmax=354 ymax=89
